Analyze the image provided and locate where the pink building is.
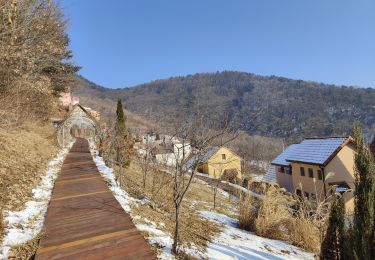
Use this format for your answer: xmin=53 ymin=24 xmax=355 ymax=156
xmin=59 ymin=92 xmax=80 ymax=110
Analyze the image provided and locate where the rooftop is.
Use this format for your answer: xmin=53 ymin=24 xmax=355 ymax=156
xmin=183 ymin=146 xmax=220 ymax=170
xmin=272 ymin=136 xmax=351 ymax=166
xmin=271 ymin=144 xmax=299 ymax=166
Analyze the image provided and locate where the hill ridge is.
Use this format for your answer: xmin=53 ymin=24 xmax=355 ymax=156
xmin=73 ymin=71 xmax=375 ymax=141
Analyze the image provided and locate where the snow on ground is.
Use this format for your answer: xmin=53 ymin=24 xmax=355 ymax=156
xmin=91 ymin=151 xmax=147 ymax=213
xmin=92 ymin=151 xmax=314 ymax=260
xmin=0 ymin=143 xmax=73 ymax=260
xmin=195 ymin=172 xmax=263 ymax=200
xmin=221 ymin=180 xmax=264 ymax=200
xmin=92 ymin=151 xmax=207 ymax=259
xmin=200 ymin=210 xmax=315 ymax=260
xmin=91 ymin=152 xmax=172 ymax=255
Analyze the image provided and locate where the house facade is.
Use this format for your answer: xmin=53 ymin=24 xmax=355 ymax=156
xmin=196 ymin=146 xmax=242 ymax=180
xmin=271 ymin=137 xmax=355 ymax=212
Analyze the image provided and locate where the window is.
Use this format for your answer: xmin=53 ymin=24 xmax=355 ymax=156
xmin=308 ymin=168 xmax=314 ymax=178
xmin=300 ymin=167 xmax=305 ymax=176
xmin=222 ymin=154 xmax=226 ymax=160
xmin=286 ymin=167 xmax=292 ymax=175
xmin=317 ymin=170 xmax=323 ymax=180
xmin=280 ymin=166 xmax=285 ymax=173
xmin=296 ymin=189 xmax=302 ymax=197
xmin=304 ymin=192 xmax=309 ymax=198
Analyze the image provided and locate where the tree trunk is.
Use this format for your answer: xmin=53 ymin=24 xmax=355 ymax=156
xmin=213 ymin=186 xmax=217 ymax=209
xmin=172 ymin=204 xmax=180 ymax=254
xmin=119 ymin=164 xmax=123 ymax=187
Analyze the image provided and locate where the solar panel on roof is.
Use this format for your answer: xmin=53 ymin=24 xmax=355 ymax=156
xmin=271 ymin=144 xmax=299 ymax=166
xmin=287 ymin=137 xmax=346 ymax=165
xmin=271 ymin=137 xmax=347 ymax=166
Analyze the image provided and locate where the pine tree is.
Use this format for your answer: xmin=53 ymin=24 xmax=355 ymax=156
xmin=320 ymin=193 xmax=346 ymax=260
xmin=116 ymin=99 xmax=126 ymax=133
xmin=352 ymin=123 xmax=375 ymax=260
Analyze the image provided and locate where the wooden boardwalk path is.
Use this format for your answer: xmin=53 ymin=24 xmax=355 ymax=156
xmin=35 ymin=138 xmax=155 ymax=260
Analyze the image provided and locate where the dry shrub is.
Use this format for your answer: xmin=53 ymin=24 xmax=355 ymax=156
xmin=289 ymin=198 xmax=328 ymax=253
xmin=0 ymin=0 xmax=77 ymax=127
xmin=238 ymin=185 xmax=324 ymax=254
xmin=0 ymin=77 xmax=61 ymax=127
xmin=289 ymin=211 xmax=320 ymax=252
xmin=238 ymin=195 xmax=257 ymax=231
xmin=255 ymin=186 xmax=295 ymax=241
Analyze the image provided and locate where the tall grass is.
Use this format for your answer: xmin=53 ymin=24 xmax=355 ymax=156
xmin=238 ymin=195 xmax=257 ymax=231
xmin=238 ymin=185 xmax=326 ymax=254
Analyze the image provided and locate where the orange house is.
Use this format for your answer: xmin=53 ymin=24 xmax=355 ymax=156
xmin=271 ymin=137 xmax=355 ymax=212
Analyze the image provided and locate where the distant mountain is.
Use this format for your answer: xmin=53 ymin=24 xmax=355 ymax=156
xmin=73 ymin=72 xmax=375 ymax=141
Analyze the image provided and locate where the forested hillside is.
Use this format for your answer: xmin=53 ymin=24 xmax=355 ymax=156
xmin=75 ymin=72 xmax=375 ymax=141
xmin=72 ymin=76 xmax=155 ymax=131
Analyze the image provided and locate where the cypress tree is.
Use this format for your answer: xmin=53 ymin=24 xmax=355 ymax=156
xmin=370 ymin=136 xmax=375 ymax=160
xmin=113 ymin=99 xmax=133 ymax=167
xmin=352 ymin=123 xmax=375 ymax=259
xmin=116 ymin=99 xmax=126 ymax=133
xmin=320 ymin=193 xmax=346 ymax=260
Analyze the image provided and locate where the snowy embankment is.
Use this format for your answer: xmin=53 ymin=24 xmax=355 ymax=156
xmin=92 ymin=151 xmax=314 ymax=260
xmin=91 ymin=151 xmax=206 ymax=259
xmin=195 ymin=172 xmax=264 ymax=200
xmin=200 ymin=211 xmax=314 ymax=260
xmin=0 ymin=143 xmax=73 ymax=260
xmin=91 ymin=151 xmax=178 ymax=259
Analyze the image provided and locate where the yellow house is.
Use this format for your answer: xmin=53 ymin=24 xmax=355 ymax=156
xmin=271 ymin=136 xmax=355 ymax=212
xmin=194 ymin=146 xmax=242 ymax=180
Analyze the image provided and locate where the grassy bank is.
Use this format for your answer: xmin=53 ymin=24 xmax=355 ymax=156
xmin=0 ymin=122 xmax=58 ymax=247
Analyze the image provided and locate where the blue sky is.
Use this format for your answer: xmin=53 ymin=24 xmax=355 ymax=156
xmin=61 ymin=0 xmax=375 ymax=88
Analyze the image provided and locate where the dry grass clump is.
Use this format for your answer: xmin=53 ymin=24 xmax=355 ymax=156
xmin=0 ymin=122 xmax=58 ymax=246
xmin=289 ymin=211 xmax=320 ymax=251
xmin=238 ymin=185 xmax=324 ymax=254
xmin=113 ymin=157 xmax=233 ymax=254
xmin=238 ymin=195 xmax=258 ymax=231
xmin=7 ymin=234 xmax=43 ymax=260
xmin=254 ymin=186 xmax=295 ymax=241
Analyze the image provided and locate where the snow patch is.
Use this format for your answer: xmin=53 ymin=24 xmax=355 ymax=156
xmin=200 ymin=210 xmax=315 ymax=260
xmin=91 ymin=151 xmax=313 ymax=260
xmin=91 ymin=151 xmax=142 ymax=213
xmin=0 ymin=142 xmax=73 ymax=260
xmin=91 ymin=151 xmax=206 ymax=259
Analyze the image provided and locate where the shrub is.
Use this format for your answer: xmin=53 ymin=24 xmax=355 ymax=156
xmin=238 ymin=185 xmax=325 ymax=254
xmin=238 ymin=195 xmax=257 ymax=231
xmin=254 ymin=186 xmax=295 ymax=241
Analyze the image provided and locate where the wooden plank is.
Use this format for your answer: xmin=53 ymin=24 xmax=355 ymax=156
xmin=35 ymin=138 xmax=155 ymax=260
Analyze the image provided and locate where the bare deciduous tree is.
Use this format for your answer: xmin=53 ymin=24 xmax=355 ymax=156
xmin=136 ymin=141 xmax=155 ymax=188
xmin=163 ymin=114 xmax=238 ymax=254
xmin=0 ymin=0 xmax=77 ymax=125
